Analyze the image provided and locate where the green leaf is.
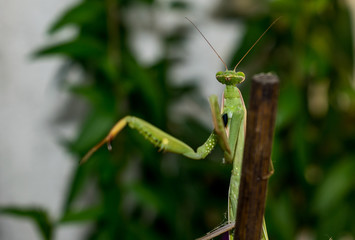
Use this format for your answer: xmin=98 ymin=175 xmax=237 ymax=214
xmin=267 ymin=193 xmax=296 ymax=239
xmin=60 ymin=205 xmax=103 ymax=223
xmin=127 ymin=220 xmax=165 ymax=240
xmin=49 ymin=1 xmax=105 ymax=33
xmin=70 ymin=111 xmax=117 ymax=154
xmin=34 ymin=38 xmax=105 ymax=59
xmin=0 ymin=207 xmax=53 ymax=240
xmin=123 ymin=54 xmax=164 ymax=122
xmin=276 ymin=83 xmax=302 ymax=128
xmin=61 ymin=164 xmax=90 ymax=212
xmin=129 ymin=183 xmax=175 ymax=222
xmin=312 ymin=157 xmax=355 ymax=214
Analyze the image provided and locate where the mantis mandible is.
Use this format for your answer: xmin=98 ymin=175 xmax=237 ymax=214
xmin=81 ymin=17 xmax=279 ymax=240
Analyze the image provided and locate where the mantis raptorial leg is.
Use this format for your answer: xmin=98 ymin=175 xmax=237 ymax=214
xmin=82 ymin=17 xmax=280 ymax=240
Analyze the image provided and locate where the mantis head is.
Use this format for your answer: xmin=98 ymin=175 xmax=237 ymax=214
xmin=216 ymin=70 xmax=245 ymax=85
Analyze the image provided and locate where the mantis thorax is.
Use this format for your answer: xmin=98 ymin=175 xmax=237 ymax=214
xmin=216 ymin=70 xmax=245 ymax=85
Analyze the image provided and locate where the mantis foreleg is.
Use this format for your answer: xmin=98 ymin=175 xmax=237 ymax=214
xmin=209 ymin=95 xmax=232 ymax=162
xmin=81 ymin=113 xmax=222 ymax=164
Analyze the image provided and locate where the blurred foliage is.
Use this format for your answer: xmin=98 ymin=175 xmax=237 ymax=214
xmin=218 ymin=0 xmax=355 ymax=239
xmin=1 ymin=0 xmax=354 ymax=239
xmin=36 ymin=0 xmax=229 ymax=239
xmin=0 ymin=207 xmax=53 ymax=240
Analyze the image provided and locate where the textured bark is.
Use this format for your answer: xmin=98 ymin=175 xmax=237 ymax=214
xmin=234 ymin=73 xmax=279 ymax=240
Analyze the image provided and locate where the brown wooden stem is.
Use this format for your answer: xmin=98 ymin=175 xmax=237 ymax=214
xmin=234 ymin=73 xmax=279 ymax=240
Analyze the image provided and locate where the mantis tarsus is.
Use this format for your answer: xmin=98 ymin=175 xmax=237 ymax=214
xmin=82 ymin=17 xmax=279 ymax=240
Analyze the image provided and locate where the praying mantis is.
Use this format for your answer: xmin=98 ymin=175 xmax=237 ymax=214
xmin=81 ymin=17 xmax=279 ymax=240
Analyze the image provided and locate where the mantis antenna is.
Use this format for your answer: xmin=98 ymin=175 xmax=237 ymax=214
xmin=233 ymin=17 xmax=281 ymax=71
xmin=185 ymin=17 xmax=228 ymax=71
xmin=185 ymin=17 xmax=281 ymax=72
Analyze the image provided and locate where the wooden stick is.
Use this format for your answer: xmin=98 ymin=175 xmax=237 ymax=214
xmin=234 ymin=73 xmax=279 ymax=240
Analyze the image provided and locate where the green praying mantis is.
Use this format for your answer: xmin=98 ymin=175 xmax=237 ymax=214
xmin=81 ymin=17 xmax=279 ymax=240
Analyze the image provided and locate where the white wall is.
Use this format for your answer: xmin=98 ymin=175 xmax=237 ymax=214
xmin=0 ymin=0 xmax=87 ymax=239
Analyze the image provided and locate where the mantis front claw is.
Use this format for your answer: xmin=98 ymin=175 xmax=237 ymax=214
xmin=80 ymin=117 xmax=128 ymax=164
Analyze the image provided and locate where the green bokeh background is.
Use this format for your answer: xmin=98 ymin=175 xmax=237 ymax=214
xmin=1 ymin=0 xmax=354 ymax=239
